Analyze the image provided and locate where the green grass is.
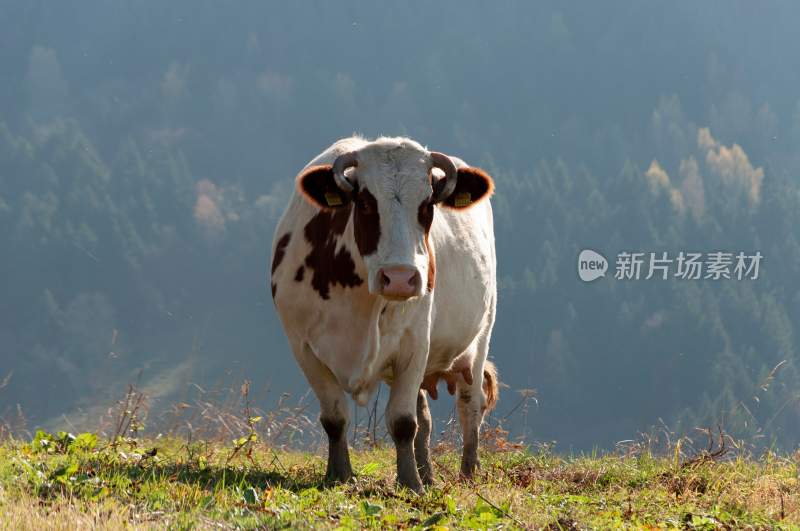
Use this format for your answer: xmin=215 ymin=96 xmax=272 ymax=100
xmin=0 ymin=431 xmax=798 ymax=529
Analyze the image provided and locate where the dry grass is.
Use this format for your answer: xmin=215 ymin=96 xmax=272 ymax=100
xmin=1 ymin=382 xmax=799 ymax=529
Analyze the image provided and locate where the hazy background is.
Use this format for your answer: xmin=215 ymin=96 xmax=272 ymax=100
xmin=2 ymin=1 xmax=800 ymax=451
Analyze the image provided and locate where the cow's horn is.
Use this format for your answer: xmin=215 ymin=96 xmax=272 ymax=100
xmin=332 ymin=151 xmax=358 ymax=193
xmin=430 ymin=151 xmax=457 ymax=203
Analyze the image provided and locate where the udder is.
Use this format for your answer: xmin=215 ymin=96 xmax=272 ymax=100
xmin=420 ymin=355 xmax=474 ymax=400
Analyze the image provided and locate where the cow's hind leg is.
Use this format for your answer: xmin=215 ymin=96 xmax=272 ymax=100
xmin=415 ymin=389 xmax=434 ymax=485
xmin=456 ymin=373 xmax=483 ymax=478
xmin=291 ymin=339 xmax=352 ymax=483
xmin=456 ymin=333 xmax=495 ymax=479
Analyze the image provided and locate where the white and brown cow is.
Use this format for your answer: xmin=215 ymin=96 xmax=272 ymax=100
xmin=270 ymin=136 xmax=497 ymax=492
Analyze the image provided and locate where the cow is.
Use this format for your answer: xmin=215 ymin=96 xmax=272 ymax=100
xmin=270 ymin=136 xmax=498 ymax=493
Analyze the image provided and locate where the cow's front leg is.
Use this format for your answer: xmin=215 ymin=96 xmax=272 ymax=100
xmin=321 ymin=404 xmax=352 ymax=483
xmin=386 ymin=347 xmax=427 ymax=493
xmin=290 ymin=339 xmax=352 ymax=483
xmin=414 ymin=389 xmax=434 ymax=485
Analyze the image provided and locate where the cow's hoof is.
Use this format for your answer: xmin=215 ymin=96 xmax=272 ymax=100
xmin=418 ymin=463 xmax=435 ymax=486
xmin=397 ymin=475 xmax=424 ymax=494
xmin=459 ymin=462 xmax=478 ymax=481
xmin=324 ymin=475 xmax=353 ymax=487
xmin=324 ymin=466 xmax=353 ymax=485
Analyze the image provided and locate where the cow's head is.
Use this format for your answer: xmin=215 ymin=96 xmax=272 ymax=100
xmin=297 ymin=139 xmax=493 ymax=301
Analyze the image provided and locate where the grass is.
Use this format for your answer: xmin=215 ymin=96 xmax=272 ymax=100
xmin=0 ymin=429 xmax=798 ymax=529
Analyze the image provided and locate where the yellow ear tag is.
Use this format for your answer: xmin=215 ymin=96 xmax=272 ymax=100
xmin=454 ymin=192 xmax=472 ymax=207
xmin=324 ymin=192 xmax=343 ymax=207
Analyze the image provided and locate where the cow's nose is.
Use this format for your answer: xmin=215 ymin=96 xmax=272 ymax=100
xmin=378 ymin=266 xmax=421 ymax=300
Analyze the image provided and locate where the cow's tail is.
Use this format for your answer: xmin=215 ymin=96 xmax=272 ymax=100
xmin=482 ymin=360 xmax=499 ymax=412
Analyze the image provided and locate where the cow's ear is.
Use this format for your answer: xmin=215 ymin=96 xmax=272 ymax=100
xmin=437 ymin=166 xmax=494 ymax=209
xmin=297 ymin=164 xmax=353 ymax=209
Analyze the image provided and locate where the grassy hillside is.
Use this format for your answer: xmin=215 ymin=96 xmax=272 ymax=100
xmin=0 ymin=430 xmax=797 ymax=529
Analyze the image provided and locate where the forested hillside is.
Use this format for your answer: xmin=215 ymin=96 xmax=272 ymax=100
xmin=2 ymin=1 xmax=800 ymax=450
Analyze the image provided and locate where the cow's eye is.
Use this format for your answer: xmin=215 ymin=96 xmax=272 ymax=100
xmin=418 ymin=199 xmax=434 ymax=231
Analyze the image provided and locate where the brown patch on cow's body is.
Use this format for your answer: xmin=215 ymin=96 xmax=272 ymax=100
xmin=353 ymin=188 xmax=380 ymax=256
xmin=294 ymin=266 xmax=305 ymax=282
xmin=424 ymin=235 xmax=435 ymax=292
xmin=417 ymin=199 xmax=434 ymax=232
xmin=303 ymin=206 xmax=363 ymax=300
xmin=271 ymin=232 xmax=292 ymax=274
xmin=418 ymin=200 xmax=436 ymax=292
